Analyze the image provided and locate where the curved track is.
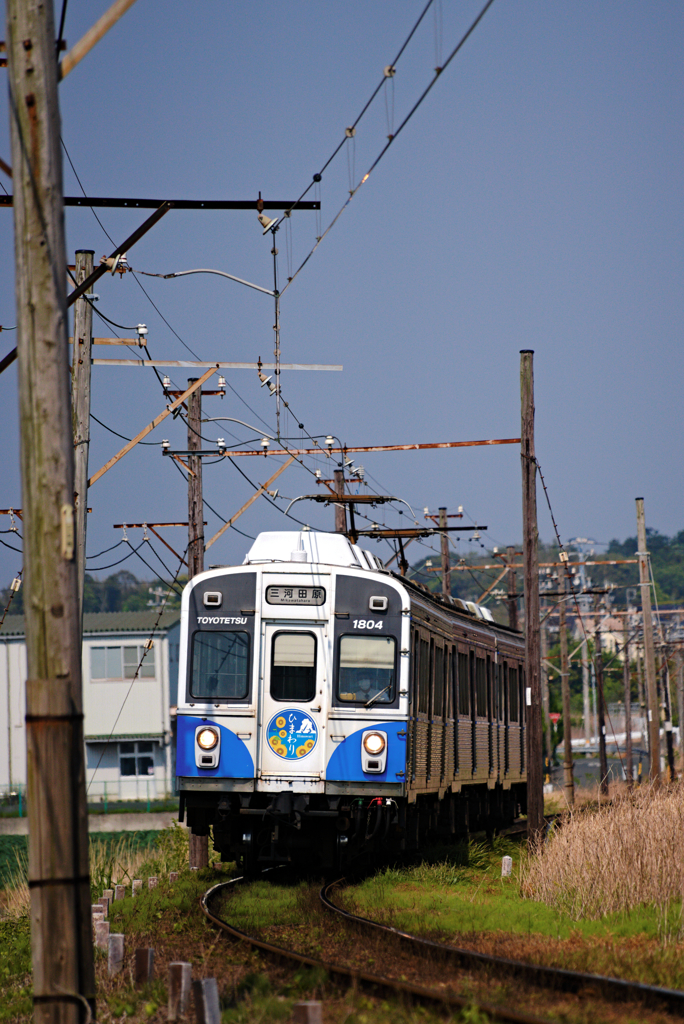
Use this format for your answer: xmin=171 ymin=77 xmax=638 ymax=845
xmin=201 ymin=874 xmax=554 ymax=1024
xmin=321 ymin=878 xmax=684 ymax=1018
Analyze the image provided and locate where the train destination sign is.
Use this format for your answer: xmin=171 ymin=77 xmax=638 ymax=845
xmin=266 ymin=586 xmax=326 ymax=606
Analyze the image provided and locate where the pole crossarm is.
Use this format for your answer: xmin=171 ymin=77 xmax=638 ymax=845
xmin=0 ymin=196 xmax=320 ymax=210
xmin=89 ymin=366 xmax=216 ymax=486
xmin=205 ymin=457 xmax=295 ymax=551
xmin=351 ymin=527 xmax=487 ymax=539
xmin=91 ymin=359 xmax=342 ymax=370
xmin=448 ymin=559 xmax=639 ymax=571
xmin=221 ymin=438 xmax=521 ymax=457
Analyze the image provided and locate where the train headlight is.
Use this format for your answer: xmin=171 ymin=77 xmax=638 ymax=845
xmin=197 ymin=727 xmax=219 ymax=751
xmin=363 ymin=732 xmax=386 ymax=756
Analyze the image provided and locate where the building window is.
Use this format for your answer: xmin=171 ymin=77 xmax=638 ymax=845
xmin=119 ymin=741 xmax=155 ymax=776
xmin=91 ymin=644 xmax=156 ymax=681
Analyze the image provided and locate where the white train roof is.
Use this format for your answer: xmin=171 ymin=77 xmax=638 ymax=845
xmin=243 ymin=531 xmax=384 ymax=571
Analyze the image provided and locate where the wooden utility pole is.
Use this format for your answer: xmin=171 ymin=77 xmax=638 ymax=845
xmin=594 ymin=600 xmax=609 ymax=796
xmin=636 ymin=497 xmax=661 ymax=781
xmin=187 ymin=380 xmax=204 ymax=579
xmin=506 ymin=545 xmax=518 ymax=630
xmin=623 ymin=617 xmax=633 ymax=787
xmin=559 ymin=570 xmax=574 ymax=805
xmin=7 ymin=1 xmax=96 ymax=1020
xmin=520 ymin=350 xmax=543 ymax=843
xmin=439 ymin=507 xmax=451 ymax=598
xmin=71 ymin=249 xmax=94 ymax=619
xmin=187 ymin=380 xmax=208 ymax=868
xmin=333 ymin=469 xmax=347 ymax=534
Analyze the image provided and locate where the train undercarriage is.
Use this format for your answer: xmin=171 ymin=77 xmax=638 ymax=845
xmin=182 ymin=783 xmax=526 ymax=871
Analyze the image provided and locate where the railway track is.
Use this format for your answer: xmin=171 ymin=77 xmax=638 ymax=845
xmin=321 ymin=877 xmax=684 ymax=1018
xmin=201 ymin=872 xmax=554 ymax=1024
xmin=200 ymin=870 xmax=684 ymax=1023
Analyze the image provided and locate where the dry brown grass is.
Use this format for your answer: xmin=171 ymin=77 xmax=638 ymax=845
xmin=0 ymin=825 xmax=191 ymax=921
xmin=524 ymin=780 xmax=684 ymax=922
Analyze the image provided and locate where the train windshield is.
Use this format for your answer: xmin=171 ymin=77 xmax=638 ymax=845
xmin=191 ymin=631 xmax=250 ymax=700
xmin=337 ymin=635 xmax=396 ymax=704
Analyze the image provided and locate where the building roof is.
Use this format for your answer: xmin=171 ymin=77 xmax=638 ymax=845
xmin=0 ymin=608 xmax=181 ymax=639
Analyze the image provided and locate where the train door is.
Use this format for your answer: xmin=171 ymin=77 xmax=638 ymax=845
xmin=258 ymin=623 xmax=327 ymax=780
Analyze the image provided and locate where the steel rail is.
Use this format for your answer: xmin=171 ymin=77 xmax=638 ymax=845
xmin=200 ymin=876 xmax=553 ymax=1024
xmin=320 ymin=880 xmax=684 ymax=1017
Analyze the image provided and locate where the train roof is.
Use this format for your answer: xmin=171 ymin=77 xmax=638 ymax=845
xmin=239 ymin=531 xmax=518 ymax=634
xmin=243 ymin=531 xmax=384 ymax=572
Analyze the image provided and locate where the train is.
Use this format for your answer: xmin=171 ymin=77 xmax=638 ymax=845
xmin=175 ymin=530 xmax=527 ymax=869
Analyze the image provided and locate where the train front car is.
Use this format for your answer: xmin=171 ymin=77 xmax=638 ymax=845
xmin=176 ymin=531 xmax=410 ymax=869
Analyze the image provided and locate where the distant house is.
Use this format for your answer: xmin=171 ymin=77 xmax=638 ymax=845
xmin=0 ymin=610 xmax=180 ymax=801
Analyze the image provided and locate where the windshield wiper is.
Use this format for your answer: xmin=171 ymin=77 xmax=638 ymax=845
xmin=364 ymin=684 xmax=391 ymax=709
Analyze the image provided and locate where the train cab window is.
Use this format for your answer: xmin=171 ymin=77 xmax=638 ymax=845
xmin=271 ymin=632 xmax=317 ymax=702
xmin=509 ymin=666 xmax=519 ymax=722
xmin=191 ymin=631 xmax=250 ymax=700
xmin=337 ymin=635 xmax=396 ymax=704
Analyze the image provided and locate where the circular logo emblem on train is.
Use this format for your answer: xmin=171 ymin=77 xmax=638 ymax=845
xmin=266 ymin=709 xmax=318 ymax=760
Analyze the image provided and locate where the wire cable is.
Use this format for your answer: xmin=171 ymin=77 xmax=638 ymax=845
xmin=86 ymin=539 xmax=125 ymax=561
xmin=86 ymin=540 xmax=147 ymax=573
xmin=0 ymin=537 xmax=23 ymax=554
xmin=281 ymin=0 xmax=496 ymax=295
xmin=90 ymin=411 xmax=162 ymax=445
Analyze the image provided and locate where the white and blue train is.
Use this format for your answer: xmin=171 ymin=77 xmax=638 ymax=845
xmin=176 ymin=531 xmax=527 ymax=868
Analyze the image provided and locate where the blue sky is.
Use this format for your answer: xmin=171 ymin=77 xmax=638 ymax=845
xmin=1 ymin=1 xmax=682 ymax=585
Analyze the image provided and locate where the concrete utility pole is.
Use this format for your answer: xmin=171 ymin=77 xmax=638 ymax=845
xmin=581 ymin=639 xmax=591 ymax=745
xmin=661 ymin=659 xmax=676 ymax=781
xmin=540 ymin=609 xmax=552 ymax=766
xmin=594 ymin=599 xmax=609 ymax=796
xmin=676 ymin=652 xmax=684 ymax=772
xmin=636 ymin=497 xmax=660 ymax=782
xmin=559 ymin=570 xmax=574 ymax=805
xmin=187 ymin=380 xmax=208 ymax=868
xmin=506 ymin=545 xmax=518 ymax=630
xmin=439 ymin=507 xmax=451 ymax=599
xmin=333 ymin=468 xmax=347 ymax=534
xmin=71 ymin=249 xmax=94 ymax=620
xmin=623 ymin=617 xmax=633 ymax=788
xmin=520 ymin=350 xmax=543 ymax=843
xmin=7 ymin=1 xmax=96 ymax=1021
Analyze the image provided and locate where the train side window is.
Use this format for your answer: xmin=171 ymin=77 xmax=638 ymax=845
xmin=418 ymin=637 xmax=430 ymax=714
xmin=509 ymin=665 xmax=519 ymax=722
xmin=191 ymin=631 xmax=250 ymax=700
xmin=434 ymin=645 xmax=444 ymax=719
xmin=457 ymin=652 xmax=469 ymax=715
xmin=337 ymin=635 xmax=396 ymax=704
xmin=475 ymin=658 xmax=487 ymax=718
xmin=271 ymin=632 xmax=317 ymax=702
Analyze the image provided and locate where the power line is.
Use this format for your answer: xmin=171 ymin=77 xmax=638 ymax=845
xmin=281 ymin=0 xmax=496 ymax=295
xmin=90 ymin=411 xmax=162 ymax=445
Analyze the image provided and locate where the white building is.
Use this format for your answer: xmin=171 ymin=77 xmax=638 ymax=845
xmin=0 ymin=610 xmax=180 ymax=802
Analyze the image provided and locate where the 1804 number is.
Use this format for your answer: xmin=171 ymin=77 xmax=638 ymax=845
xmin=353 ymin=619 xmax=383 ymax=629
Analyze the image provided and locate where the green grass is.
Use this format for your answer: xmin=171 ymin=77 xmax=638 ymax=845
xmin=346 ymin=839 xmax=684 ymax=946
xmin=0 ymin=836 xmax=26 ymax=887
xmin=221 ymin=879 xmax=310 ymax=933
